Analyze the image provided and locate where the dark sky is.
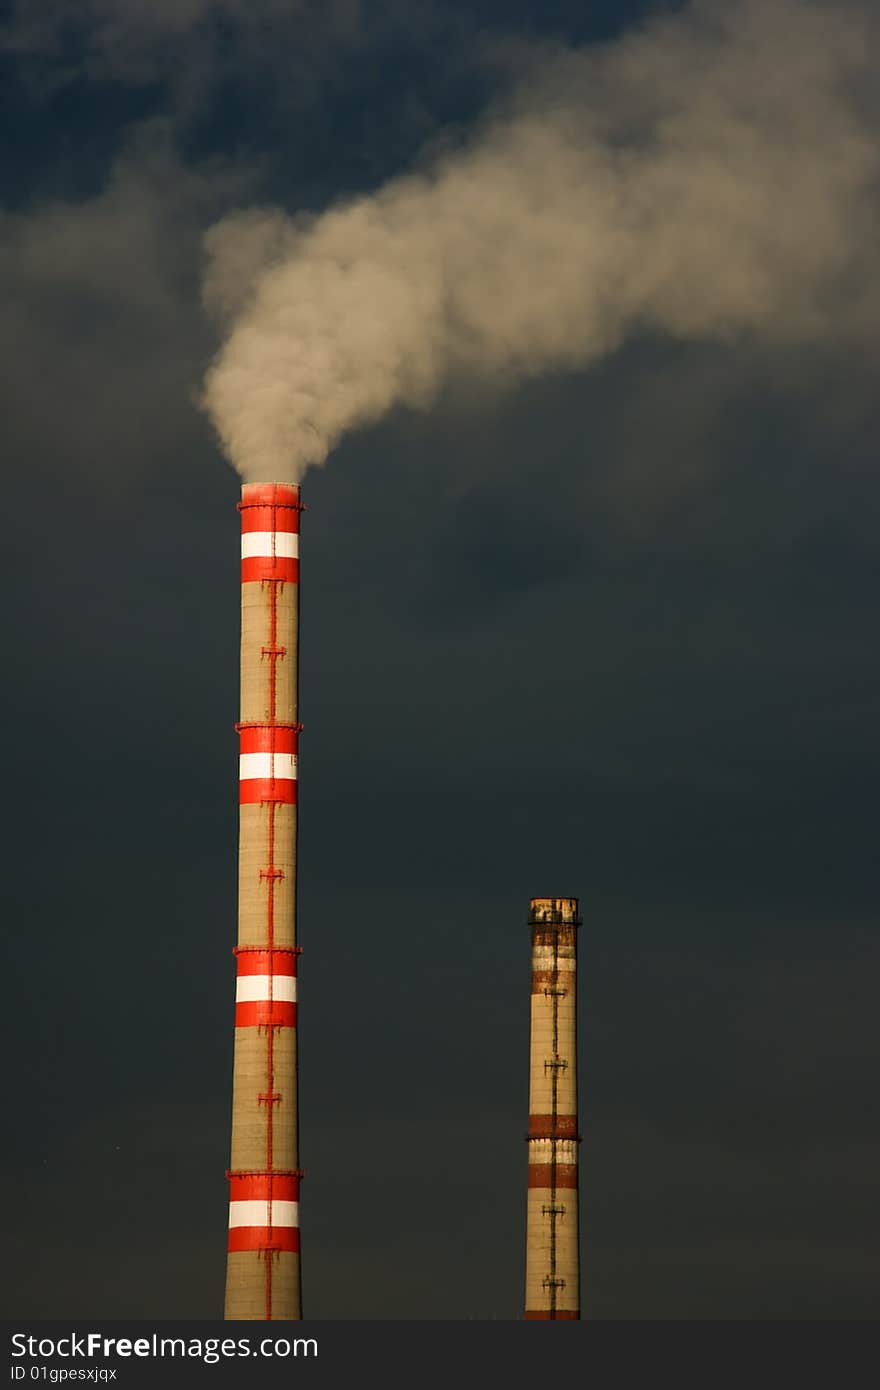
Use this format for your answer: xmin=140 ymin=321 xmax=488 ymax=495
xmin=2 ymin=0 xmax=878 ymax=1320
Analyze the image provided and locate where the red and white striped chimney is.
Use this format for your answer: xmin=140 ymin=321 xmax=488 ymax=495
xmin=225 ymin=482 xmax=303 ymax=1320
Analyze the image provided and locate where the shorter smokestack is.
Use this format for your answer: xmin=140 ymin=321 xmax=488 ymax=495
xmin=525 ymin=896 xmax=581 ymax=1319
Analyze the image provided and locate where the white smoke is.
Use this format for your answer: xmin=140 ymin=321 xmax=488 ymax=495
xmin=201 ymin=0 xmax=880 ymax=482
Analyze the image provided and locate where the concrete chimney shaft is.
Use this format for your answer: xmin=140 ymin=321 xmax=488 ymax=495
xmin=525 ymin=896 xmax=580 ymax=1319
xmin=225 ymin=482 xmax=303 ymax=1320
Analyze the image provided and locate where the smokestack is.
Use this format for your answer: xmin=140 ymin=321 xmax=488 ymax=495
xmin=225 ymin=482 xmax=303 ymax=1320
xmin=525 ymin=896 xmax=580 ymax=1320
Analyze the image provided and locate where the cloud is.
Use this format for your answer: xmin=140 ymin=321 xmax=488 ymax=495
xmin=200 ymin=0 xmax=880 ymax=482
xmin=0 ymin=0 xmax=453 ymax=102
xmin=0 ymin=121 xmax=251 ymax=484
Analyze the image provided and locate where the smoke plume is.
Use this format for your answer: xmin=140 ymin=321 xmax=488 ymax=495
xmin=201 ymin=0 xmax=879 ymax=482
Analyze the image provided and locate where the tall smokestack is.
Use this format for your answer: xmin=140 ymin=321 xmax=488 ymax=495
xmin=525 ymin=896 xmax=580 ymax=1320
xmin=225 ymin=482 xmax=303 ymax=1320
